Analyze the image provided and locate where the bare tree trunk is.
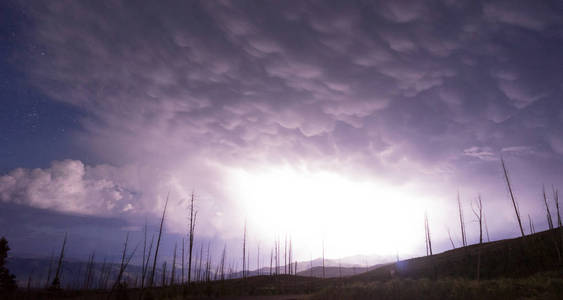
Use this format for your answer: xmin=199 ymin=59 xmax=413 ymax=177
xmin=425 ymin=212 xmax=432 ymax=256
xmin=447 ymin=227 xmax=456 ymax=249
xmin=284 ymin=234 xmax=287 ymax=275
xmin=171 ymin=242 xmax=177 ymax=286
xmin=322 ymin=239 xmax=325 ymax=279
xmin=205 ymin=242 xmax=211 ymax=283
xmin=84 ymin=251 xmax=95 ymax=289
xmin=288 ymin=237 xmax=292 ymax=275
xmin=51 ymin=233 xmax=67 ymax=290
xmin=472 ymin=196 xmax=483 ymax=282
xmin=108 ymin=233 xmax=139 ymax=299
xmin=544 ymin=186 xmax=554 ymax=230
xmin=198 ymin=244 xmax=204 ymax=282
xmin=161 ymin=261 xmax=167 ymax=287
xmin=220 ymin=244 xmax=226 ymax=281
xmin=242 ymin=220 xmax=247 ymax=279
xmin=554 ymin=187 xmax=562 ymax=227
xmin=269 ymin=248 xmax=273 ymax=276
xmin=115 ymin=232 xmax=138 ymax=287
xmin=187 ymin=192 xmax=197 ymax=286
xmin=501 ymin=158 xmax=525 ymax=236
xmin=458 ymin=192 xmax=467 ymax=247
xmin=141 ymin=221 xmax=148 ymax=289
xmin=484 ymin=213 xmax=491 ymax=242
xmin=150 ymin=195 xmax=169 ymax=287
xmin=182 ymin=238 xmax=185 ymax=285
xmin=141 ymin=235 xmax=154 ymax=289
xmin=528 ymin=214 xmax=535 ymax=234
xmin=276 ymin=238 xmax=279 ymax=275
xmin=257 ymin=242 xmax=260 ymax=276
xmin=425 ymin=224 xmax=429 ymax=256
xmin=45 ymin=250 xmax=54 ymax=288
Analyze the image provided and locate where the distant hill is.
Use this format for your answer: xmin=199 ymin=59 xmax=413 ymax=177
xmin=355 ymin=227 xmax=563 ymax=281
xmin=5 ymin=251 xmax=393 ymax=287
xmin=5 ymin=257 xmax=143 ymax=289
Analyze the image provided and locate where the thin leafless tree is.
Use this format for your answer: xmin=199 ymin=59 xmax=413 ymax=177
xmin=284 ymin=234 xmax=288 ymax=275
xmin=242 ymin=220 xmax=247 ymax=279
xmin=45 ymin=250 xmax=54 ymax=288
xmin=447 ymin=227 xmax=456 ymax=249
xmin=528 ymin=214 xmax=535 ymax=234
xmin=141 ymin=234 xmax=154 ymax=289
xmin=111 ymin=232 xmax=138 ymax=291
xmin=484 ymin=212 xmax=491 ymax=242
xmin=257 ymin=242 xmax=260 ymax=276
xmin=501 ymin=158 xmax=525 ymax=236
xmin=181 ymin=238 xmax=185 ymax=284
xmin=322 ymin=239 xmax=326 ymax=279
xmin=171 ymin=243 xmax=177 ymax=285
xmin=276 ymin=237 xmax=280 ymax=275
xmin=424 ymin=212 xmax=432 ymax=256
xmin=269 ymin=248 xmax=273 ymax=276
xmin=458 ymin=192 xmax=467 ymax=247
xmin=543 ymin=186 xmax=554 ymax=230
xmin=51 ymin=233 xmax=67 ymax=290
xmin=205 ymin=242 xmax=211 ymax=282
xmin=140 ymin=221 xmax=149 ymax=288
xmin=161 ymin=261 xmax=167 ymax=287
xmin=149 ymin=194 xmax=169 ymax=287
xmin=472 ymin=195 xmax=483 ymax=281
xmin=288 ymin=237 xmax=292 ymax=275
xmin=197 ymin=244 xmax=203 ymax=282
xmin=187 ymin=192 xmax=197 ymax=286
xmin=84 ymin=251 xmax=95 ymax=289
xmin=553 ymin=187 xmax=562 ymax=227
xmin=220 ymin=244 xmax=227 ymax=281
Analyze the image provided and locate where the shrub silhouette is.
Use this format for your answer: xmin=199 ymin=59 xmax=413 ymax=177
xmin=0 ymin=236 xmax=17 ymax=292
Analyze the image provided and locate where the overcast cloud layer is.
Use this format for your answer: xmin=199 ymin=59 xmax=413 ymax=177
xmin=2 ymin=0 xmax=563 ymax=259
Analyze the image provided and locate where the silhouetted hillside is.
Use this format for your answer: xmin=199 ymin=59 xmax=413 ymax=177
xmin=355 ymin=227 xmax=563 ymax=281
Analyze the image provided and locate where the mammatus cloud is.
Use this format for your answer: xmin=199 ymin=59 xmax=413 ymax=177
xmin=463 ymin=147 xmax=496 ymax=161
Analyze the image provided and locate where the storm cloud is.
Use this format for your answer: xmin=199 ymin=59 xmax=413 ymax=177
xmin=2 ymin=0 xmax=563 ymax=258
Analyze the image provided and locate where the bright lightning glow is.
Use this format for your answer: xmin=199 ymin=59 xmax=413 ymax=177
xmin=229 ymin=165 xmax=433 ymax=259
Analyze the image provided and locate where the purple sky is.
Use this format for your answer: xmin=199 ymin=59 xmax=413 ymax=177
xmin=1 ymin=0 xmax=563 ymax=266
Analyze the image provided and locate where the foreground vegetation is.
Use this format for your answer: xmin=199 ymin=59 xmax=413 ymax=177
xmin=313 ymin=272 xmax=563 ymax=300
xmin=4 ymin=271 xmax=562 ymax=300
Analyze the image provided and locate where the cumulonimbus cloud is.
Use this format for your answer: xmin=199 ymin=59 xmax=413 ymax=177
xmin=0 ymin=160 xmax=135 ymax=215
xmin=5 ymin=0 xmax=563 ymax=245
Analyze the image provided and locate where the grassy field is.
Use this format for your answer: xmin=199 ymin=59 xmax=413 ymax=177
xmin=312 ymin=272 xmax=563 ymax=300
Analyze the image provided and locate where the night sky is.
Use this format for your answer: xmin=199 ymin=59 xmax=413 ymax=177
xmin=2 ymin=0 xmax=563 ymax=266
